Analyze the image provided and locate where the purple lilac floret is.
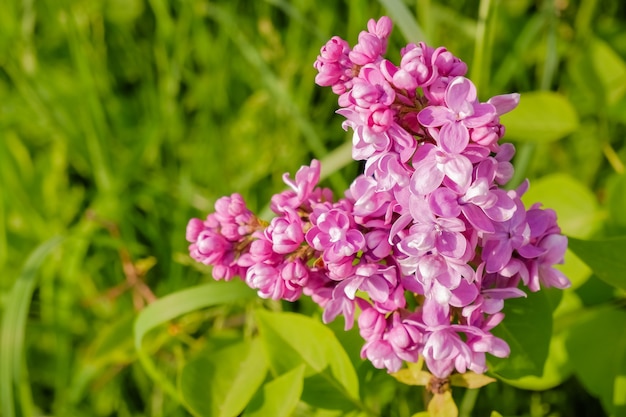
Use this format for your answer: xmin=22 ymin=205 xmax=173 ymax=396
xmin=186 ymin=16 xmax=570 ymax=379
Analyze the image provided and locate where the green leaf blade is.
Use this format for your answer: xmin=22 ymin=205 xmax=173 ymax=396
xmin=566 ymin=307 xmax=626 ymax=416
xmin=0 ymin=236 xmax=64 ymax=417
xmin=522 ymin=173 xmax=601 ymax=239
xmin=501 ymin=91 xmax=579 ymax=143
xmin=377 ymin=0 xmax=427 ymax=43
xmin=244 ymin=364 xmax=305 ymax=417
xmin=180 ymin=338 xmax=268 ymax=417
xmin=134 ymin=279 xmax=255 ymax=350
xmin=489 ymin=290 xmax=553 ymax=379
xmin=133 ymin=280 xmax=256 ymax=401
xmin=567 ymin=236 xmax=626 ymax=291
xmin=254 ymin=309 xmax=360 ymax=411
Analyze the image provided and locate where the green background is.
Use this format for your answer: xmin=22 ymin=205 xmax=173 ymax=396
xmin=1 ymin=0 xmax=626 ymax=416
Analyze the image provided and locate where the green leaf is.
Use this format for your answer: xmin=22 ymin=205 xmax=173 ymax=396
xmin=0 ymin=236 xmax=64 ymax=417
xmin=522 ymin=173 xmax=601 ymax=289
xmin=303 ymin=371 xmax=365 ymax=411
xmin=499 ymin=290 xmax=581 ymax=391
xmin=568 ymin=236 xmax=626 ymax=291
xmin=566 ymin=307 xmax=626 ymax=416
xmin=244 ymin=364 xmax=305 ymax=417
xmin=555 ymin=249 xmax=592 ymax=290
xmin=522 ymin=173 xmax=601 ymax=239
xmin=254 ymin=309 xmax=360 ymax=411
xmin=376 ymin=0 xmax=427 ymax=43
xmin=498 ymin=326 xmax=571 ymax=391
xmin=180 ymin=338 xmax=268 ymax=417
xmin=606 ymin=173 xmax=626 ymax=229
xmin=489 ymin=290 xmax=553 ymax=379
xmin=133 ymin=280 xmax=256 ymax=401
xmin=590 ymin=37 xmax=626 ymax=106
xmin=500 ymin=91 xmax=579 ymax=142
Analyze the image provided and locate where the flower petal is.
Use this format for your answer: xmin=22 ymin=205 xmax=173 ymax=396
xmin=442 ymin=154 xmax=472 ymax=191
xmin=439 ymin=121 xmax=470 ymax=154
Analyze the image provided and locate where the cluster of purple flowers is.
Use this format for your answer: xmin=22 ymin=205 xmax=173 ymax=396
xmin=186 ymin=17 xmax=570 ymax=379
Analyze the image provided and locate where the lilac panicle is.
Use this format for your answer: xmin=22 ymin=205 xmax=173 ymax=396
xmin=186 ymin=16 xmax=570 ymax=381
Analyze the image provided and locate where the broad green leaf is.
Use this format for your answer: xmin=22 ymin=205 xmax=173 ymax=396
xmin=254 ymin=309 xmax=360 ymax=411
xmin=326 ymin=313 xmax=368 ymax=370
xmin=556 ymin=249 xmax=592 ymax=290
xmin=359 ymin=366 xmax=399 ymax=415
xmin=521 ymin=173 xmax=600 ymax=289
xmin=133 ymin=280 xmax=256 ymax=401
xmin=180 ymin=338 xmax=268 ymax=417
xmin=590 ymin=37 xmax=626 ymax=106
xmin=514 ymin=289 xmax=582 ymax=391
xmin=566 ymin=307 xmax=626 ymax=416
xmin=489 ymin=290 xmax=552 ymax=379
xmin=522 ymin=173 xmax=601 ymax=239
xmin=498 ymin=326 xmax=571 ymax=391
xmin=606 ymin=173 xmax=626 ymax=229
xmin=568 ymin=236 xmax=626 ymax=291
xmin=501 ymin=91 xmax=579 ymax=142
xmin=302 ymin=371 xmax=364 ymax=411
xmin=244 ymin=364 xmax=305 ymax=417
xmin=0 ymin=236 xmax=64 ymax=417
xmin=552 ymin=287 xmax=584 ymax=320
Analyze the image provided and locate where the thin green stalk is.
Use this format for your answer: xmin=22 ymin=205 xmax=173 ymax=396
xmin=377 ymin=0 xmax=427 ymax=43
xmin=458 ymin=388 xmax=480 ymax=417
xmin=0 ymin=237 xmax=64 ymax=417
xmin=540 ymin=0 xmax=559 ymax=91
xmin=64 ymin=8 xmax=114 ymax=195
xmin=491 ymin=13 xmax=546 ymax=93
xmin=416 ymin=0 xmax=432 ymax=43
xmin=471 ymin=0 xmax=495 ymax=95
xmin=348 ymin=0 xmax=370 ymax=39
xmin=319 ymin=140 xmax=354 ymax=183
xmin=511 ymin=0 xmax=560 ymax=186
xmin=508 ymin=142 xmax=536 ymax=189
xmin=0 ymin=184 xmax=6 ymax=268
xmin=601 ymin=127 xmax=624 ymax=174
xmin=574 ymin=0 xmax=598 ymax=41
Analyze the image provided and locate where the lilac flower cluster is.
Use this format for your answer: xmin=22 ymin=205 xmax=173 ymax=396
xmin=186 ymin=17 xmax=570 ymax=379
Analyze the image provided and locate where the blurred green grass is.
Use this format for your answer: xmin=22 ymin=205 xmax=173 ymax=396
xmin=1 ymin=0 xmax=625 ymax=415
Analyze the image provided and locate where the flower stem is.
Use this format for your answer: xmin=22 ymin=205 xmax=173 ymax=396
xmin=508 ymin=142 xmax=536 ymax=190
xmin=603 ymin=141 xmax=625 ymax=174
xmin=471 ymin=0 xmax=496 ymax=96
xmin=458 ymin=388 xmax=480 ymax=417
